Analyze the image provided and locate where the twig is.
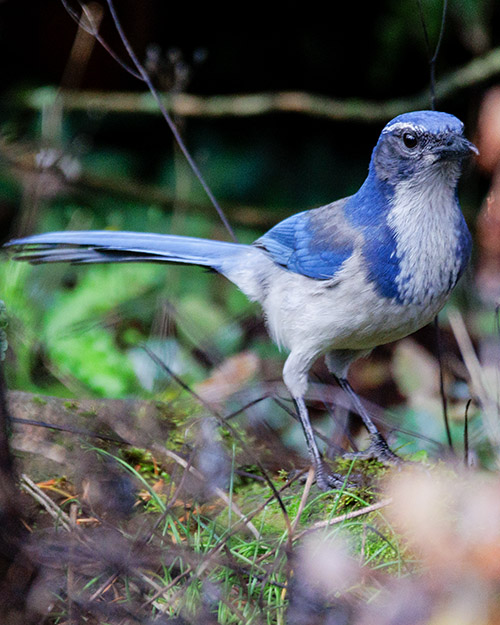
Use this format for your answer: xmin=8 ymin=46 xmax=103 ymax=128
xmin=19 ymin=46 xmax=500 ymax=123
xmin=417 ymin=0 xmax=449 ymax=109
xmin=104 ymin=0 xmax=237 ymax=242
xmin=67 ymin=502 xmax=78 ymax=625
xmin=448 ymin=309 xmax=500 ymax=449
xmin=293 ymin=497 xmax=393 ymax=541
xmin=434 ymin=317 xmax=453 ymax=451
xmin=429 ymin=0 xmax=449 ymax=109
xmin=290 ymin=467 xmax=314 ymax=535
xmin=20 ymin=474 xmax=73 ymax=532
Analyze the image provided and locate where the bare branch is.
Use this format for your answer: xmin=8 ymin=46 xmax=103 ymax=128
xmin=18 ymin=46 xmax=500 ymax=122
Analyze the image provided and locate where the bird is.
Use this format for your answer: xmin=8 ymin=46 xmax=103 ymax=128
xmin=5 ymin=110 xmax=477 ymax=490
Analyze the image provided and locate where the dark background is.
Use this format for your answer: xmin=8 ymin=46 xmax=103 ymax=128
xmin=0 ymin=0 xmax=495 ymax=215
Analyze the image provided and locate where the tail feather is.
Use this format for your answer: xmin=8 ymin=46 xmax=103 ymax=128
xmin=5 ymin=231 xmax=249 ymax=271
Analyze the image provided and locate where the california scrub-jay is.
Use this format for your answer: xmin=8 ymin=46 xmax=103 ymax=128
xmin=6 ymin=110 xmax=477 ymax=490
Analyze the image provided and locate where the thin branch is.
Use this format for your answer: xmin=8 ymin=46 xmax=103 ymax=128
xmin=290 ymin=467 xmax=314 ymax=535
xmin=293 ymin=497 xmax=393 ymax=541
xmin=59 ymin=0 xmax=237 ymax=241
xmin=104 ymin=0 xmax=237 ymax=241
xmin=417 ymin=0 xmax=449 ymax=109
xmin=464 ymin=398 xmax=472 ymax=467
xmin=60 ymin=0 xmax=142 ymax=79
xmin=20 ymin=474 xmax=73 ymax=532
xmin=430 ymin=0 xmax=449 ymax=109
xmin=19 ymin=45 xmax=500 ymax=122
xmin=434 ymin=316 xmax=453 ymax=451
xmin=448 ymin=309 xmax=500 ymax=450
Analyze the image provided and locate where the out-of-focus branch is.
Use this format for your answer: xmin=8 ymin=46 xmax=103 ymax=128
xmin=0 ymin=137 xmax=290 ymax=228
xmin=17 ymin=47 xmax=500 ymax=122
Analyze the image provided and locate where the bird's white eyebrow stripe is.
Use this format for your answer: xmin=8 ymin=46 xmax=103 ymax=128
xmin=383 ymin=122 xmax=425 ymax=134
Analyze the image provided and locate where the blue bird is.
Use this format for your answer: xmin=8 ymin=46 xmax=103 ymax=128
xmin=5 ymin=110 xmax=477 ymax=490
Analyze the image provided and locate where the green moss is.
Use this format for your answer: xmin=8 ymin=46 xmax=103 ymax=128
xmin=63 ymin=400 xmax=80 ymax=411
xmin=31 ymin=395 xmax=47 ymax=406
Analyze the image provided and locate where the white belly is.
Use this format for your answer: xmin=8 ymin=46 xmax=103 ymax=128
xmin=252 ymin=250 xmax=451 ymax=357
xmin=223 ymin=240 xmax=458 ymax=360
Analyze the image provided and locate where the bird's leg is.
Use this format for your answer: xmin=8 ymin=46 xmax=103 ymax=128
xmin=293 ymin=396 xmax=346 ymax=490
xmin=284 ymin=352 xmax=347 ymax=489
xmin=336 ymin=377 xmax=402 ymax=464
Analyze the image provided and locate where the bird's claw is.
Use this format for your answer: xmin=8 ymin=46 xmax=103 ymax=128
xmin=315 ymin=461 xmax=354 ymax=491
xmin=343 ymin=433 xmax=403 ymax=465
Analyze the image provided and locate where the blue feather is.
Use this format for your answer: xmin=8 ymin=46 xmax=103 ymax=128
xmin=255 ymin=199 xmax=357 ymax=280
xmin=345 ymin=171 xmax=401 ymax=301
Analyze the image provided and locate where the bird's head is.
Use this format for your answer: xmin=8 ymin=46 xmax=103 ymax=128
xmin=370 ymin=110 xmax=478 ymax=187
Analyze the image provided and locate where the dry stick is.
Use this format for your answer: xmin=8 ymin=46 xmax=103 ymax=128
xmin=293 ymin=497 xmax=393 ymax=542
xmin=448 ymin=309 xmax=500 ymax=449
xmin=290 ymin=468 xmax=314 ymax=535
xmin=141 ymin=566 xmax=193 ymax=609
xmin=20 ymin=474 xmax=73 ymax=532
xmin=68 ymin=502 xmax=78 ymax=625
xmin=88 ymin=574 xmax=119 ymax=603
xmin=23 ymin=45 xmax=500 ymax=122
xmin=141 ymin=447 xmax=197 ymax=545
xmin=435 ymin=317 xmax=453 ymax=451
xmin=12 ymin=416 xmax=126 ymax=444
xmin=248 ymin=495 xmax=394 ymax=600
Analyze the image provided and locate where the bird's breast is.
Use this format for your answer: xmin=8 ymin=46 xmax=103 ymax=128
xmin=385 ymin=179 xmax=470 ymax=308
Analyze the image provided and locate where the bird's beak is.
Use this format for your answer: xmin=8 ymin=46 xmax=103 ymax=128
xmin=438 ymin=134 xmax=479 ymax=159
xmin=459 ymin=136 xmax=479 ymax=156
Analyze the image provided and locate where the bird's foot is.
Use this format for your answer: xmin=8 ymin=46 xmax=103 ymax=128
xmin=343 ymin=433 xmax=402 ymax=465
xmin=315 ymin=460 xmax=353 ymax=491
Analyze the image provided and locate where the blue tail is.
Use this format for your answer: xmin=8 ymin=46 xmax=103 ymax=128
xmin=6 ymin=230 xmax=249 ymax=272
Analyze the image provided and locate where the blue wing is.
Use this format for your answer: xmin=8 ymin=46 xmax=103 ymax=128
xmin=254 ymin=198 xmax=360 ymax=280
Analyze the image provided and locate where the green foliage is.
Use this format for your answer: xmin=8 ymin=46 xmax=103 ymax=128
xmin=41 ymin=263 xmax=164 ymax=396
xmin=1 ymin=208 xmax=257 ymax=397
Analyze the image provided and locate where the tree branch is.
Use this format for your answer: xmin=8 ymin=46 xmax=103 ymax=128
xmin=17 ymin=47 xmax=500 ymax=122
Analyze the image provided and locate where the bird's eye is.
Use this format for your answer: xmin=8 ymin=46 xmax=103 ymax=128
xmin=403 ymin=132 xmax=418 ymax=149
